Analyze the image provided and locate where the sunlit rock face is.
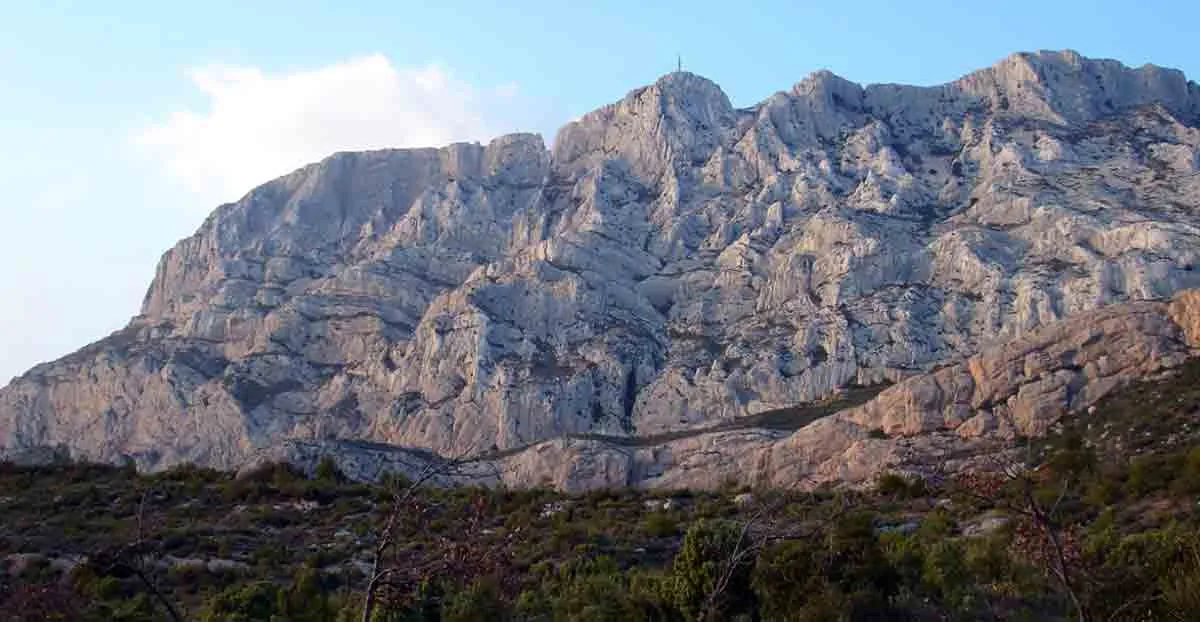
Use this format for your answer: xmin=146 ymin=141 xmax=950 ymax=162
xmin=252 ymin=291 xmax=1200 ymax=492
xmin=3 ymin=50 xmax=1200 ymax=483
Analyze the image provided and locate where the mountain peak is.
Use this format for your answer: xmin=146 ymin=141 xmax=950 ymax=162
xmin=792 ymin=69 xmax=866 ymax=108
xmin=651 ymin=70 xmax=725 ymax=95
xmin=552 ymin=69 xmax=735 ymax=178
xmin=955 ymin=48 xmax=1196 ymax=123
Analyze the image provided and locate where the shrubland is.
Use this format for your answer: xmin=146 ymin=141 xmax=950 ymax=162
xmin=4 ymin=360 xmax=1200 ymax=621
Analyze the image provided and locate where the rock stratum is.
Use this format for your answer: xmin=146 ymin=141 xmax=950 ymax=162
xmin=3 ymin=50 xmax=1200 ymax=490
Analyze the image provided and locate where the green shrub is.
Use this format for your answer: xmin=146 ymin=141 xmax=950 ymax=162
xmin=155 ymin=463 xmax=222 ymax=484
xmin=1084 ymin=469 xmax=1123 ymax=507
xmin=962 ymin=534 xmax=1015 ymax=586
xmin=517 ymin=556 xmax=648 ymax=621
xmin=197 ymin=570 xmax=338 ymax=622
xmin=315 ymin=456 xmax=344 ymax=483
xmin=880 ymin=533 xmax=924 ymax=594
xmin=94 ymin=575 xmax=125 ymax=600
xmin=1172 ymin=446 xmax=1200 ymax=494
xmin=669 ymin=519 xmax=755 ymax=620
xmin=753 ymin=539 xmax=821 ymax=619
xmin=1126 ymin=454 xmax=1182 ymax=497
xmin=1084 ymin=525 xmax=1200 ymax=616
xmin=921 ymin=540 xmax=969 ymax=604
xmin=199 ymin=581 xmax=281 ymax=622
xmin=1046 ymin=433 xmax=1097 ymax=479
xmin=93 ymin=592 xmax=160 ymax=622
xmin=875 ymin=473 xmax=927 ymax=499
xmin=915 ymin=508 xmax=955 ymax=542
xmin=443 ymin=576 xmax=507 ymax=622
xmin=642 ymin=512 xmax=680 ymax=538
xmin=826 ymin=512 xmax=899 ymax=598
xmin=1161 ymin=561 xmax=1200 ymax=621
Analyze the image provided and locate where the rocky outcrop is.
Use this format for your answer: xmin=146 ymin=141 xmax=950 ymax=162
xmin=845 ymin=298 xmax=1197 ymax=438
xmin=3 ymin=50 xmax=1200 ymax=483
xmin=266 ymin=290 xmax=1200 ymax=491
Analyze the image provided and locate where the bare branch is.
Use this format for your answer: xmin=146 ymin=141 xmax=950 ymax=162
xmin=360 ymin=448 xmax=497 ymax=622
xmin=85 ymin=484 xmax=182 ymax=622
xmin=697 ymin=494 xmax=848 ymax=621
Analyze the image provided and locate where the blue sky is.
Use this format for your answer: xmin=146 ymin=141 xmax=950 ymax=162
xmin=1 ymin=0 xmax=1197 ymax=383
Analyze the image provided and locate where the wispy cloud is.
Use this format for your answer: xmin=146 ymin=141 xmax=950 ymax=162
xmin=134 ymin=55 xmax=547 ymax=200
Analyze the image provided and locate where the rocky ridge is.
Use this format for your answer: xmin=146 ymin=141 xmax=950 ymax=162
xmin=246 ymin=290 xmax=1200 ymax=490
xmin=3 ymin=50 xmax=1200 ymax=490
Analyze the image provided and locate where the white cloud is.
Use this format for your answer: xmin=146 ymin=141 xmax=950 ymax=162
xmin=135 ymin=55 xmax=546 ymax=200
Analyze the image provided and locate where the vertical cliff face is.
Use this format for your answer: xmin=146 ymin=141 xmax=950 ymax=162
xmin=3 ymin=50 xmax=1200 ymax=474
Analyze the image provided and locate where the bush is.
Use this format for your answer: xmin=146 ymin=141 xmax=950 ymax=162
xmin=443 ymin=577 xmax=507 ymax=622
xmin=921 ymin=540 xmax=969 ymax=605
xmin=828 ymin=513 xmax=900 ymax=598
xmin=1083 ymin=525 xmax=1200 ymax=616
xmin=875 ymin=473 xmax=927 ymax=499
xmin=1045 ymin=433 xmax=1097 ymax=479
xmin=197 ymin=570 xmax=338 ymax=622
xmin=155 ymin=463 xmax=223 ymax=484
xmin=669 ymin=519 xmax=755 ymax=620
xmin=1161 ymin=561 xmax=1200 ymax=620
xmin=199 ymin=582 xmax=281 ymax=622
xmin=753 ymin=539 xmax=821 ymax=619
xmin=517 ymin=556 xmax=649 ymax=621
xmin=1125 ymin=454 xmax=1181 ymax=497
xmin=94 ymin=575 xmax=125 ymax=600
xmin=1172 ymin=447 xmax=1200 ymax=494
xmin=642 ymin=512 xmax=680 ymax=538
xmin=315 ymin=456 xmax=344 ymax=483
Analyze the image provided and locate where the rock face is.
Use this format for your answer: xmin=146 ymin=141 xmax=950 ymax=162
xmin=3 ymin=50 xmax=1200 ymax=485
xmin=260 ymin=291 xmax=1200 ymax=491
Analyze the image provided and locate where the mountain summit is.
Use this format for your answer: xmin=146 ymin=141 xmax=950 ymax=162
xmin=3 ymin=50 xmax=1200 ymax=489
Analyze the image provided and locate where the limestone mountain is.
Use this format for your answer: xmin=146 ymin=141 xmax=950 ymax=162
xmin=3 ymin=50 xmax=1200 ymax=488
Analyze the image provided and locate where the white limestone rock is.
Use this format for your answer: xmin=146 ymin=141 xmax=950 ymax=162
xmin=3 ymin=51 xmax=1200 ymax=486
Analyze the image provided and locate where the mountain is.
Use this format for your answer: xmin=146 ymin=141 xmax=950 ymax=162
xmin=3 ymin=50 xmax=1200 ymax=490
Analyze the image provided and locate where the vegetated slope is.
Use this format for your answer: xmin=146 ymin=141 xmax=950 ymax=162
xmin=3 ymin=358 xmax=1200 ymax=620
xmin=2 ymin=49 xmax=1200 ymax=478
